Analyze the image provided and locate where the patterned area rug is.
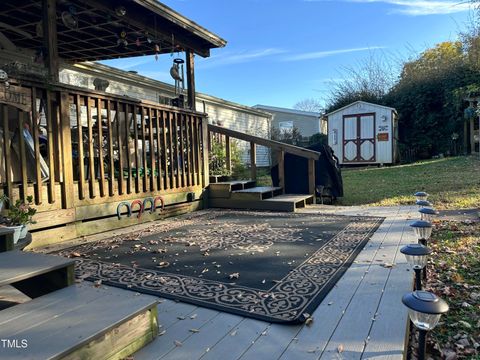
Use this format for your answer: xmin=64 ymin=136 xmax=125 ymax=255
xmin=56 ymin=210 xmax=383 ymax=323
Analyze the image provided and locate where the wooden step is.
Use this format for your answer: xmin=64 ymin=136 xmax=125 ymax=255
xmin=0 ymin=283 xmax=158 ymax=360
xmin=230 ymin=186 xmax=283 ymax=201
xmin=209 ymin=175 xmax=230 ymax=183
xmin=0 ymin=251 xmax=75 ymax=298
xmin=209 ymin=180 xmax=256 ymax=198
xmin=210 ymin=194 xmax=314 ymax=212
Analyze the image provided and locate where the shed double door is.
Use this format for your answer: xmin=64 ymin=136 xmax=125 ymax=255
xmin=343 ymin=114 xmax=376 ymax=163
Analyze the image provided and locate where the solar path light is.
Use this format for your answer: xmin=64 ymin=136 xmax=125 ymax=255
xmin=418 ymin=207 xmax=438 ymax=222
xmin=410 ymin=220 xmax=432 ymax=247
xmin=414 ymin=191 xmax=429 ymax=201
xmin=416 ymin=200 xmax=433 ymax=209
xmin=402 ymin=291 xmax=449 ymax=360
xmin=400 ymin=244 xmax=431 ymax=290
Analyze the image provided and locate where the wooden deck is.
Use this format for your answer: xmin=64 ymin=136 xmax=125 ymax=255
xmin=131 ymin=205 xmax=417 ymax=360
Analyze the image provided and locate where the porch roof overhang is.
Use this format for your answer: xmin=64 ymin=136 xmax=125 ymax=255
xmin=0 ymin=0 xmax=226 ymax=61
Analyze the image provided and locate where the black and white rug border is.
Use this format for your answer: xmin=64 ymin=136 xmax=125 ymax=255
xmin=71 ymin=214 xmax=384 ymax=324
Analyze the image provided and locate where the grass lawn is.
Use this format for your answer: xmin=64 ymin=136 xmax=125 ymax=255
xmin=338 ymin=156 xmax=480 ymax=209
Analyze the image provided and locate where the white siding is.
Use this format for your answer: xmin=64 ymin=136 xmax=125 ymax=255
xmin=327 ymin=102 xmax=396 ymax=165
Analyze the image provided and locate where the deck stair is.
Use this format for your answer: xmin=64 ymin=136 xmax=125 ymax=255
xmin=0 ymin=251 xmax=158 ymax=359
xmin=208 ymin=181 xmax=314 ymax=212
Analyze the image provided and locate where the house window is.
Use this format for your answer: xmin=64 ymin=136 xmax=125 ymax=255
xmin=279 ymin=121 xmax=293 ymax=135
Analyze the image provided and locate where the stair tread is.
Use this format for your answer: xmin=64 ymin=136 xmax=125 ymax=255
xmin=0 ymin=283 xmax=158 ymax=359
xmin=0 ymin=251 xmax=75 ymax=287
xmin=210 ymin=180 xmax=255 ymax=186
xmin=232 ymin=186 xmax=282 ymax=194
xmin=264 ymin=194 xmax=314 ymax=202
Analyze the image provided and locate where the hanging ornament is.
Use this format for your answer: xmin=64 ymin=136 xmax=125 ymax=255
xmin=145 ymin=32 xmax=153 ymax=44
xmin=136 ymin=38 xmax=141 ymax=47
xmin=61 ymin=11 xmax=78 ymax=29
xmin=120 ymin=30 xmax=127 ymax=39
xmin=154 ymin=44 xmax=160 ymax=60
xmin=115 ymin=6 xmax=127 ymax=17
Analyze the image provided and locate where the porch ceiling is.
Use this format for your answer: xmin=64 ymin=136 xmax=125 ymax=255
xmin=0 ymin=0 xmax=226 ymax=61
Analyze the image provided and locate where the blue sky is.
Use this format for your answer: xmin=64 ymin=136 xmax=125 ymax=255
xmin=103 ymin=0 xmax=473 ymax=109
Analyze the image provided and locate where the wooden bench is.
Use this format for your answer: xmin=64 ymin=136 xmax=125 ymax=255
xmin=0 ymin=283 xmax=159 ymax=360
xmin=0 ymin=251 xmax=75 ymax=298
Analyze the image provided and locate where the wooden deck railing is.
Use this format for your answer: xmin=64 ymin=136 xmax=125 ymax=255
xmin=208 ymin=124 xmax=321 ymax=197
xmin=0 ymin=81 xmax=208 ymax=243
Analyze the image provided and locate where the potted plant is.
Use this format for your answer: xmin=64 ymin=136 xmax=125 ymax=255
xmin=0 ymin=196 xmax=36 ymax=244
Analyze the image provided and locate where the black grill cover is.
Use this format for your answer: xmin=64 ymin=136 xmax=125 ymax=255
xmin=271 ymin=144 xmax=343 ymax=199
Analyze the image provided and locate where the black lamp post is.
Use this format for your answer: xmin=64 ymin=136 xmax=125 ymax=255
xmin=418 ymin=207 xmax=438 ymax=222
xmin=400 ymin=244 xmax=431 ymax=290
xmin=402 ymin=291 xmax=449 ymax=360
xmin=414 ymin=191 xmax=429 ymax=201
xmin=416 ymin=200 xmax=433 ymax=209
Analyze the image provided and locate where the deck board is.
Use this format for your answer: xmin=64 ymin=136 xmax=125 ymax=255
xmin=126 ymin=205 xmax=417 ymax=360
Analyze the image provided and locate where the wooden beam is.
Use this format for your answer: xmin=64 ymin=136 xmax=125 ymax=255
xmin=250 ymin=142 xmax=257 ymax=180
xmin=18 ymin=111 xmax=28 ymax=202
xmin=2 ymin=105 xmax=13 ymax=200
xmin=186 ymin=50 xmax=196 ymax=111
xmin=208 ymin=124 xmax=320 ymax=160
xmin=42 ymin=0 xmax=59 ymax=82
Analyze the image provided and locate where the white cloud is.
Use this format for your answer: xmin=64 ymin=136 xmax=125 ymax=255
xmin=283 ymin=46 xmax=385 ymax=61
xmin=306 ymin=0 xmax=472 ymax=16
xmin=198 ymin=48 xmax=287 ymax=68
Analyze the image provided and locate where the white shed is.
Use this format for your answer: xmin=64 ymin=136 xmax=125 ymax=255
xmin=325 ymin=101 xmax=398 ymax=165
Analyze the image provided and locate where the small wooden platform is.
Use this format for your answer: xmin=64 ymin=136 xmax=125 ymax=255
xmin=131 ymin=205 xmax=417 ymax=360
xmin=231 ymin=186 xmax=283 ymax=201
xmin=0 ymin=283 xmax=158 ymax=360
xmin=0 ymin=251 xmax=75 ymax=298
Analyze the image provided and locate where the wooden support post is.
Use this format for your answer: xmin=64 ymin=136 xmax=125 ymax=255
xmin=308 ymin=158 xmax=316 ymax=204
xmin=225 ymin=135 xmax=231 ymax=174
xmin=42 ymin=0 xmax=59 ymax=82
xmin=250 ymin=142 xmax=257 ymax=180
xmin=46 ymin=91 xmax=56 ymax=203
xmin=186 ymin=50 xmax=196 ymax=111
xmin=277 ymin=150 xmax=285 ymax=194
xmin=75 ymin=95 xmax=85 ymax=200
xmin=60 ymin=92 xmax=74 ymax=209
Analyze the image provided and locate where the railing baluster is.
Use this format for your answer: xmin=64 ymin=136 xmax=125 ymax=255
xmin=154 ymin=109 xmax=164 ymax=190
xmin=250 ymin=142 xmax=256 ymax=180
xmin=196 ymin=117 xmax=202 ymax=186
xmin=32 ymin=88 xmax=43 ymax=204
xmin=179 ymin=114 xmax=186 ymax=188
xmin=97 ymin=98 xmax=105 ymax=197
xmin=133 ymin=105 xmax=140 ymax=193
xmin=173 ymin=112 xmax=181 ymax=189
xmin=225 ymin=135 xmax=231 ymax=174
xmin=168 ymin=112 xmax=176 ymax=189
xmin=125 ymin=104 xmax=132 ymax=194
xmin=116 ymin=101 xmax=124 ymax=196
xmin=277 ymin=150 xmax=285 ymax=193
xmin=46 ymin=91 xmax=56 ymax=203
xmin=161 ymin=110 xmax=170 ymax=189
xmin=148 ymin=107 xmax=156 ymax=192
xmin=75 ymin=94 xmax=85 ymax=200
xmin=185 ymin=115 xmax=192 ymax=187
xmin=308 ymin=158 xmax=316 ymax=203
xmin=1 ymin=105 xmax=13 ymax=200
xmin=106 ymin=100 xmax=115 ymax=197
xmin=86 ymin=96 xmax=95 ymax=198
xmin=140 ymin=106 xmax=148 ymax=192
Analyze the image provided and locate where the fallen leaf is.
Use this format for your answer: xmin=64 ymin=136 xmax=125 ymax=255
xmin=174 ymin=340 xmax=183 ymax=347
xmin=229 ymin=272 xmax=240 ymax=279
xmin=159 ymin=330 xmax=166 ymax=336
xmin=70 ymin=252 xmax=82 ymax=258
xmin=190 ymin=314 xmax=197 ymax=319
xmin=189 ymin=328 xmax=200 ymax=333
xmin=338 ymin=344 xmax=344 ymax=353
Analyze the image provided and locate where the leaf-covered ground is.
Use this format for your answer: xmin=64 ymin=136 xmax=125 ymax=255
xmin=339 ymin=156 xmax=480 ymax=209
xmin=409 ymin=219 xmax=480 ymax=359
